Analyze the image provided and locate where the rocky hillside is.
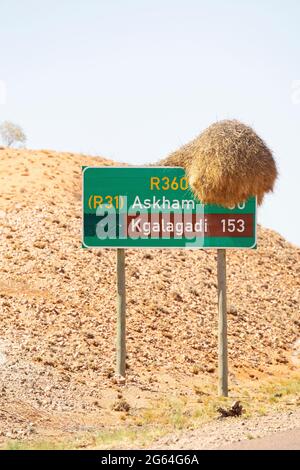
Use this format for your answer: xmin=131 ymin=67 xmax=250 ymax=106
xmin=0 ymin=148 xmax=299 ymax=441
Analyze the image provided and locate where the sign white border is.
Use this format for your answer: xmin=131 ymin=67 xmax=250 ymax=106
xmin=82 ymin=166 xmax=257 ymax=250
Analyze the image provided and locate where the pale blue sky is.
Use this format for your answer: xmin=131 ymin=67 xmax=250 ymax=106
xmin=1 ymin=0 xmax=300 ymax=246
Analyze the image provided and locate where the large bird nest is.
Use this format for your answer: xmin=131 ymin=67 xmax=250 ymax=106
xmin=158 ymin=120 xmax=277 ymax=207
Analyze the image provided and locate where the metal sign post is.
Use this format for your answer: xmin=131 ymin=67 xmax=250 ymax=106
xmin=116 ymin=248 xmax=126 ymax=377
xmin=217 ymin=249 xmax=228 ymax=397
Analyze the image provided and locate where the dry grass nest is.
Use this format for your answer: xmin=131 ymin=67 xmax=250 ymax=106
xmin=158 ymin=120 xmax=277 ymax=207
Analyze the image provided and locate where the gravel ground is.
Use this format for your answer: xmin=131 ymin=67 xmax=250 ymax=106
xmin=152 ymin=409 xmax=300 ymax=449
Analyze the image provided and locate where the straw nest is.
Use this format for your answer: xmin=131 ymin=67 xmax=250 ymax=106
xmin=158 ymin=120 xmax=277 ymax=207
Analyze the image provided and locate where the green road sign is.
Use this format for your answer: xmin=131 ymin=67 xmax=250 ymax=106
xmin=82 ymin=167 xmax=256 ymax=249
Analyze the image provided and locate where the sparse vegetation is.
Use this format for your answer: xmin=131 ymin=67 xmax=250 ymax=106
xmin=1 ymin=373 xmax=299 ymax=450
xmin=0 ymin=120 xmax=26 ymax=147
xmin=112 ymin=399 xmax=131 ymax=413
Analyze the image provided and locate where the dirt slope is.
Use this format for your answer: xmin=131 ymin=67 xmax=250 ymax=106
xmin=0 ymin=148 xmax=299 ymax=444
